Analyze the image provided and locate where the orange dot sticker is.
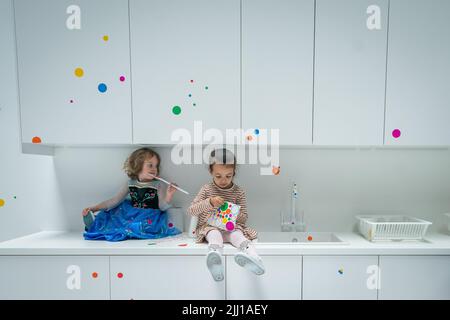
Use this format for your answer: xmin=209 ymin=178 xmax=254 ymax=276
xmin=32 ymin=136 xmax=42 ymax=144
xmin=307 ymin=236 xmax=313 ymax=241
xmin=272 ymin=166 xmax=280 ymax=175
xmin=92 ymin=272 xmax=98 ymax=278
xmin=0 ymin=199 xmax=5 ymax=207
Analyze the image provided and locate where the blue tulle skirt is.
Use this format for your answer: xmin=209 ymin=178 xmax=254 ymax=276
xmin=83 ymin=200 xmax=181 ymax=242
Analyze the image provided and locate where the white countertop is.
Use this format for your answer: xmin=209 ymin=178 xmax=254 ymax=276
xmin=0 ymin=231 xmax=449 ymax=255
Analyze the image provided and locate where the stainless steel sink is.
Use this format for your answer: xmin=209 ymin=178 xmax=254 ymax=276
xmin=256 ymin=232 xmax=347 ymax=244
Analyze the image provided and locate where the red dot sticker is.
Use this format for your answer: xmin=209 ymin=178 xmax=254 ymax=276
xmin=178 ymin=243 xmax=188 ymax=247
xmin=117 ymin=272 xmax=123 ymax=278
xmin=307 ymin=236 xmax=313 ymax=241
xmin=168 ymin=223 xmax=173 ymax=228
xmin=392 ymin=129 xmax=401 ymax=139
xmin=119 ymin=76 xmax=125 ymax=82
xmin=92 ymin=272 xmax=98 ymax=278
xmin=147 ymin=219 xmax=152 ymax=225
xmin=32 ymin=136 xmax=42 ymax=144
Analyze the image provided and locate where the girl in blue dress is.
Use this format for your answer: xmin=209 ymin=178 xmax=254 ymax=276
xmin=82 ymin=148 xmax=181 ymax=241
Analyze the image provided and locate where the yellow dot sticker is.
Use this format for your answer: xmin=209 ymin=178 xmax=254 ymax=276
xmin=0 ymin=199 xmax=5 ymax=207
xmin=103 ymin=35 xmax=109 ymax=41
xmin=74 ymin=67 xmax=84 ymax=77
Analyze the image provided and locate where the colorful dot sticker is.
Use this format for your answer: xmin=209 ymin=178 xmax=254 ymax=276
xmin=69 ymin=99 xmax=74 ymax=104
xmin=117 ymin=273 xmax=123 ymax=279
xmin=272 ymin=166 xmax=280 ymax=175
xmin=98 ymin=83 xmax=107 ymax=93
xmin=92 ymin=272 xmax=98 ymax=278
xmin=392 ymin=129 xmax=401 ymax=139
xmin=254 ymin=129 xmax=260 ymax=135
xmin=205 ymin=86 xmax=208 ymax=90
xmin=103 ymin=35 xmax=109 ymax=41
xmin=338 ymin=268 xmax=344 ymax=275
xmin=32 ymin=136 xmax=42 ymax=144
xmin=172 ymin=105 xmax=181 ymax=115
xmin=188 ymin=94 xmax=192 ymax=97
xmin=193 ymin=103 xmax=196 ymax=106
xmin=178 ymin=243 xmax=188 ymax=247
xmin=147 ymin=219 xmax=152 ymax=225
xmin=190 ymin=80 xmax=194 ymax=83
xmin=0 ymin=199 xmax=5 ymax=207
xmin=74 ymin=67 xmax=84 ymax=77
xmin=119 ymin=76 xmax=125 ymax=82
xmin=246 ymin=135 xmax=253 ymax=141
xmin=226 ymin=221 xmax=235 ymax=231
xmin=168 ymin=223 xmax=174 ymax=228
xmin=307 ymin=235 xmax=313 ymax=241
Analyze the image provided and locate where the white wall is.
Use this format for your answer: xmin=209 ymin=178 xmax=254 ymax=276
xmin=53 ymin=146 xmax=450 ymax=234
xmin=0 ymin=0 xmax=65 ymax=242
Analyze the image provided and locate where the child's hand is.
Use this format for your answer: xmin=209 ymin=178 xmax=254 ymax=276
xmin=165 ymin=183 xmax=178 ymax=203
xmin=209 ymin=196 xmax=225 ymax=208
xmin=82 ymin=207 xmax=93 ymax=216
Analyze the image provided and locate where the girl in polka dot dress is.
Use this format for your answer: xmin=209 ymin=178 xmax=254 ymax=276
xmin=82 ymin=148 xmax=181 ymax=241
xmin=187 ymin=148 xmax=265 ymax=281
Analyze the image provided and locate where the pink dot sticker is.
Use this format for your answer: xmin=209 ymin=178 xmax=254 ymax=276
xmin=119 ymin=76 xmax=125 ymax=82
xmin=392 ymin=129 xmax=401 ymax=139
xmin=225 ymin=221 xmax=235 ymax=231
xmin=168 ymin=223 xmax=173 ymax=228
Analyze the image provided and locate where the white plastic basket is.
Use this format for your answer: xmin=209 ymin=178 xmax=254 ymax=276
xmin=356 ymin=215 xmax=432 ymax=241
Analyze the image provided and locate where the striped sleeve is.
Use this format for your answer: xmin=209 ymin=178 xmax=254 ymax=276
xmin=235 ymin=188 xmax=248 ymax=225
xmin=187 ymin=185 xmax=213 ymax=217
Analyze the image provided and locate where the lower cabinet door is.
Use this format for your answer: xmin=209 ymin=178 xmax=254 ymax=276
xmin=226 ymin=256 xmax=302 ymax=300
xmin=303 ymin=256 xmax=378 ymax=300
xmin=379 ymin=256 xmax=450 ymax=300
xmin=0 ymin=256 xmax=110 ymax=299
xmin=110 ymin=256 xmax=225 ymax=300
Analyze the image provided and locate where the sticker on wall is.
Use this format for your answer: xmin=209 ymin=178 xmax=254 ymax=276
xmin=172 ymin=105 xmax=182 ymax=115
xmin=0 ymin=199 xmax=5 ymax=207
xmin=119 ymin=76 xmax=125 ymax=82
xmin=272 ymin=166 xmax=281 ymax=176
xmin=32 ymin=136 xmax=42 ymax=144
xmin=392 ymin=129 xmax=401 ymax=139
xmin=338 ymin=268 xmax=344 ymax=275
xmin=69 ymin=99 xmax=74 ymax=104
xmin=207 ymin=202 xmax=240 ymax=232
xmin=178 ymin=243 xmax=188 ymax=247
xmin=98 ymin=83 xmax=107 ymax=93
xmin=103 ymin=35 xmax=109 ymax=42
xmin=74 ymin=67 xmax=84 ymax=78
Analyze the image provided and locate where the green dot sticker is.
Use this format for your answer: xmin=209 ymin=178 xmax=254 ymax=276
xmin=220 ymin=202 xmax=228 ymax=211
xmin=172 ymin=105 xmax=181 ymax=115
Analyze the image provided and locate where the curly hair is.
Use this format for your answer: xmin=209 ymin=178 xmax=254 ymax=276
xmin=123 ymin=147 xmax=161 ymax=180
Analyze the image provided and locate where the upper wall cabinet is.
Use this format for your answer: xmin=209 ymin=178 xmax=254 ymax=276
xmin=385 ymin=0 xmax=450 ymax=146
xmin=242 ymin=0 xmax=314 ymax=145
xmin=14 ymin=0 xmax=132 ymax=145
xmin=313 ymin=0 xmax=388 ymax=145
xmin=130 ymin=0 xmax=240 ymax=145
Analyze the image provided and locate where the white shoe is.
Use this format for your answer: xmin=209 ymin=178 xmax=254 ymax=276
xmin=206 ymin=250 xmax=224 ymax=282
xmin=234 ymin=251 xmax=265 ymax=276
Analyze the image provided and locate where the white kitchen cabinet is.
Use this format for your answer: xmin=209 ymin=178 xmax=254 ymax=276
xmin=226 ymin=255 xmax=302 ymax=300
xmin=379 ymin=256 xmax=450 ymax=300
xmin=14 ymin=0 xmax=132 ymax=145
xmin=242 ymin=0 xmax=314 ymax=145
xmin=313 ymin=0 xmax=388 ymax=145
xmin=110 ymin=256 xmax=225 ymax=300
xmin=130 ymin=0 xmax=240 ymax=144
xmin=303 ymin=256 xmax=378 ymax=300
xmin=385 ymin=0 xmax=450 ymax=146
xmin=0 ymin=256 xmax=110 ymax=299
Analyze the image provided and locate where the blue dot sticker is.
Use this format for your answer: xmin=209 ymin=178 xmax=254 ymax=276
xmin=98 ymin=83 xmax=107 ymax=93
xmin=254 ymin=128 xmax=260 ymax=135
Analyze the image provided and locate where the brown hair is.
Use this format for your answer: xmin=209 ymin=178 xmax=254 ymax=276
xmin=123 ymin=147 xmax=161 ymax=180
xmin=208 ymin=148 xmax=237 ymax=176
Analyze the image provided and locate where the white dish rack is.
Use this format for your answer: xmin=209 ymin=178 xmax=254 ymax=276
xmin=356 ymin=215 xmax=432 ymax=241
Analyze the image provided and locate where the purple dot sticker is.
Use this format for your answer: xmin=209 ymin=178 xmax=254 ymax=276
xmin=225 ymin=221 xmax=235 ymax=231
xmin=119 ymin=76 xmax=125 ymax=82
xmin=168 ymin=223 xmax=174 ymax=228
xmin=392 ymin=129 xmax=401 ymax=139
